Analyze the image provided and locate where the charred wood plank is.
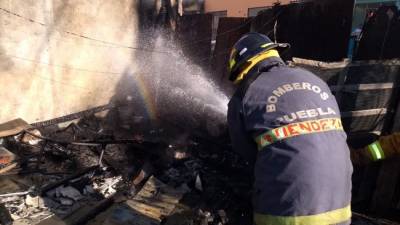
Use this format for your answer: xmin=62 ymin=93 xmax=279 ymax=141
xmin=0 ymin=118 xmax=31 ymax=138
xmin=40 ymin=166 xmax=98 ymax=195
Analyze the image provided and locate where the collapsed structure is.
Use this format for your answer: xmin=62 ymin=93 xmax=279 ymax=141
xmin=1 ymin=0 xmax=400 ymax=224
xmin=0 ymin=116 xmax=253 ymax=225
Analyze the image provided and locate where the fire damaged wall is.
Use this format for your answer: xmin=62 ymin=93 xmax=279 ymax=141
xmin=0 ymin=0 xmax=140 ymax=123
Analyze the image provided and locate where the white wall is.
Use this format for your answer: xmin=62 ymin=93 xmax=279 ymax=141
xmin=0 ymin=0 xmax=140 ymax=123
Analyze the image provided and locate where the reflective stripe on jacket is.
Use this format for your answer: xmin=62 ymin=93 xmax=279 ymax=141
xmin=254 ymin=205 xmax=351 ymax=225
xmin=227 ymin=57 xmax=353 ymax=225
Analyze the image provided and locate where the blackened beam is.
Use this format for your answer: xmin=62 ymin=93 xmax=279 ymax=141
xmin=23 ymin=129 xmax=158 ymax=150
xmin=30 ymin=104 xmax=116 ymax=128
xmin=40 ymin=166 xmax=98 ymax=195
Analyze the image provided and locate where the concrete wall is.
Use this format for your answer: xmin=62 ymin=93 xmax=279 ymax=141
xmin=0 ymin=0 xmax=140 ymax=124
xmin=205 ymin=0 xmax=291 ymax=17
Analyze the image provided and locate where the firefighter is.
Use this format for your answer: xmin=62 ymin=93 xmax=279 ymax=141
xmin=227 ymin=32 xmax=353 ymax=225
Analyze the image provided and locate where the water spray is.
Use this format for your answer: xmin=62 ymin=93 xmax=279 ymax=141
xmin=128 ymin=34 xmax=229 ymax=136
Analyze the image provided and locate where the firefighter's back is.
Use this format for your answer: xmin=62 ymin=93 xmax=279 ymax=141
xmin=242 ymin=62 xmax=353 ymax=225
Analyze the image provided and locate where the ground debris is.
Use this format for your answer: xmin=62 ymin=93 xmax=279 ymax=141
xmin=0 ymin=203 xmax=12 ymax=225
xmin=0 ymin=147 xmax=18 ymax=174
xmin=25 ymin=195 xmax=47 ymax=208
xmin=51 ymin=186 xmax=83 ymax=201
xmin=126 ymin=176 xmax=188 ymax=222
xmin=93 ymin=176 xmax=123 ymax=198
xmin=20 ymin=129 xmax=42 ymax=146
xmin=0 ymin=115 xmax=399 ymax=225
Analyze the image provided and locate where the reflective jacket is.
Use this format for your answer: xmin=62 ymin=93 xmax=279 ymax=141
xmin=227 ymin=57 xmax=353 ymax=225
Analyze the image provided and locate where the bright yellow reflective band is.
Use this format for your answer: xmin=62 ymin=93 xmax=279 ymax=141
xmin=229 ymin=58 xmax=236 ymax=70
xmin=254 ymin=205 xmax=351 ymax=225
xmin=367 ymin=141 xmax=385 ymax=161
xmin=233 ymin=49 xmax=280 ymax=84
xmin=261 ymin=43 xmax=275 ymax=48
xmin=255 ymin=118 xmax=344 ymax=150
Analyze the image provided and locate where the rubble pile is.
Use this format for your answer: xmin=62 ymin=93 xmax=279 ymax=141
xmin=0 ymin=118 xmax=131 ymax=224
xmin=0 ymin=116 xmax=397 ymax=225
xmin=0 ymin=163 xmax=124 ymax=224
xmin=0 ymin=116 xmax=253 ymax=225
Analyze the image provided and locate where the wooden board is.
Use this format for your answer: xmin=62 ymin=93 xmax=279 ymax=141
xmin=89 ymin=176 xmax=188 ymax=225
xmin=88 ymin=203 xmax=160 ymax=225
xmin=125 ymin=176 xmax=187 ymax=222
xmin=0 ymin=118 xmax=31 ymax=138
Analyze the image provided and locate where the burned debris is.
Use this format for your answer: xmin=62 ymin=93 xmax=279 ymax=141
xmin=0 ymin=115 xmax=254 ymax=225
xmin=1 ymin=112 xmax=399 ymax=225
